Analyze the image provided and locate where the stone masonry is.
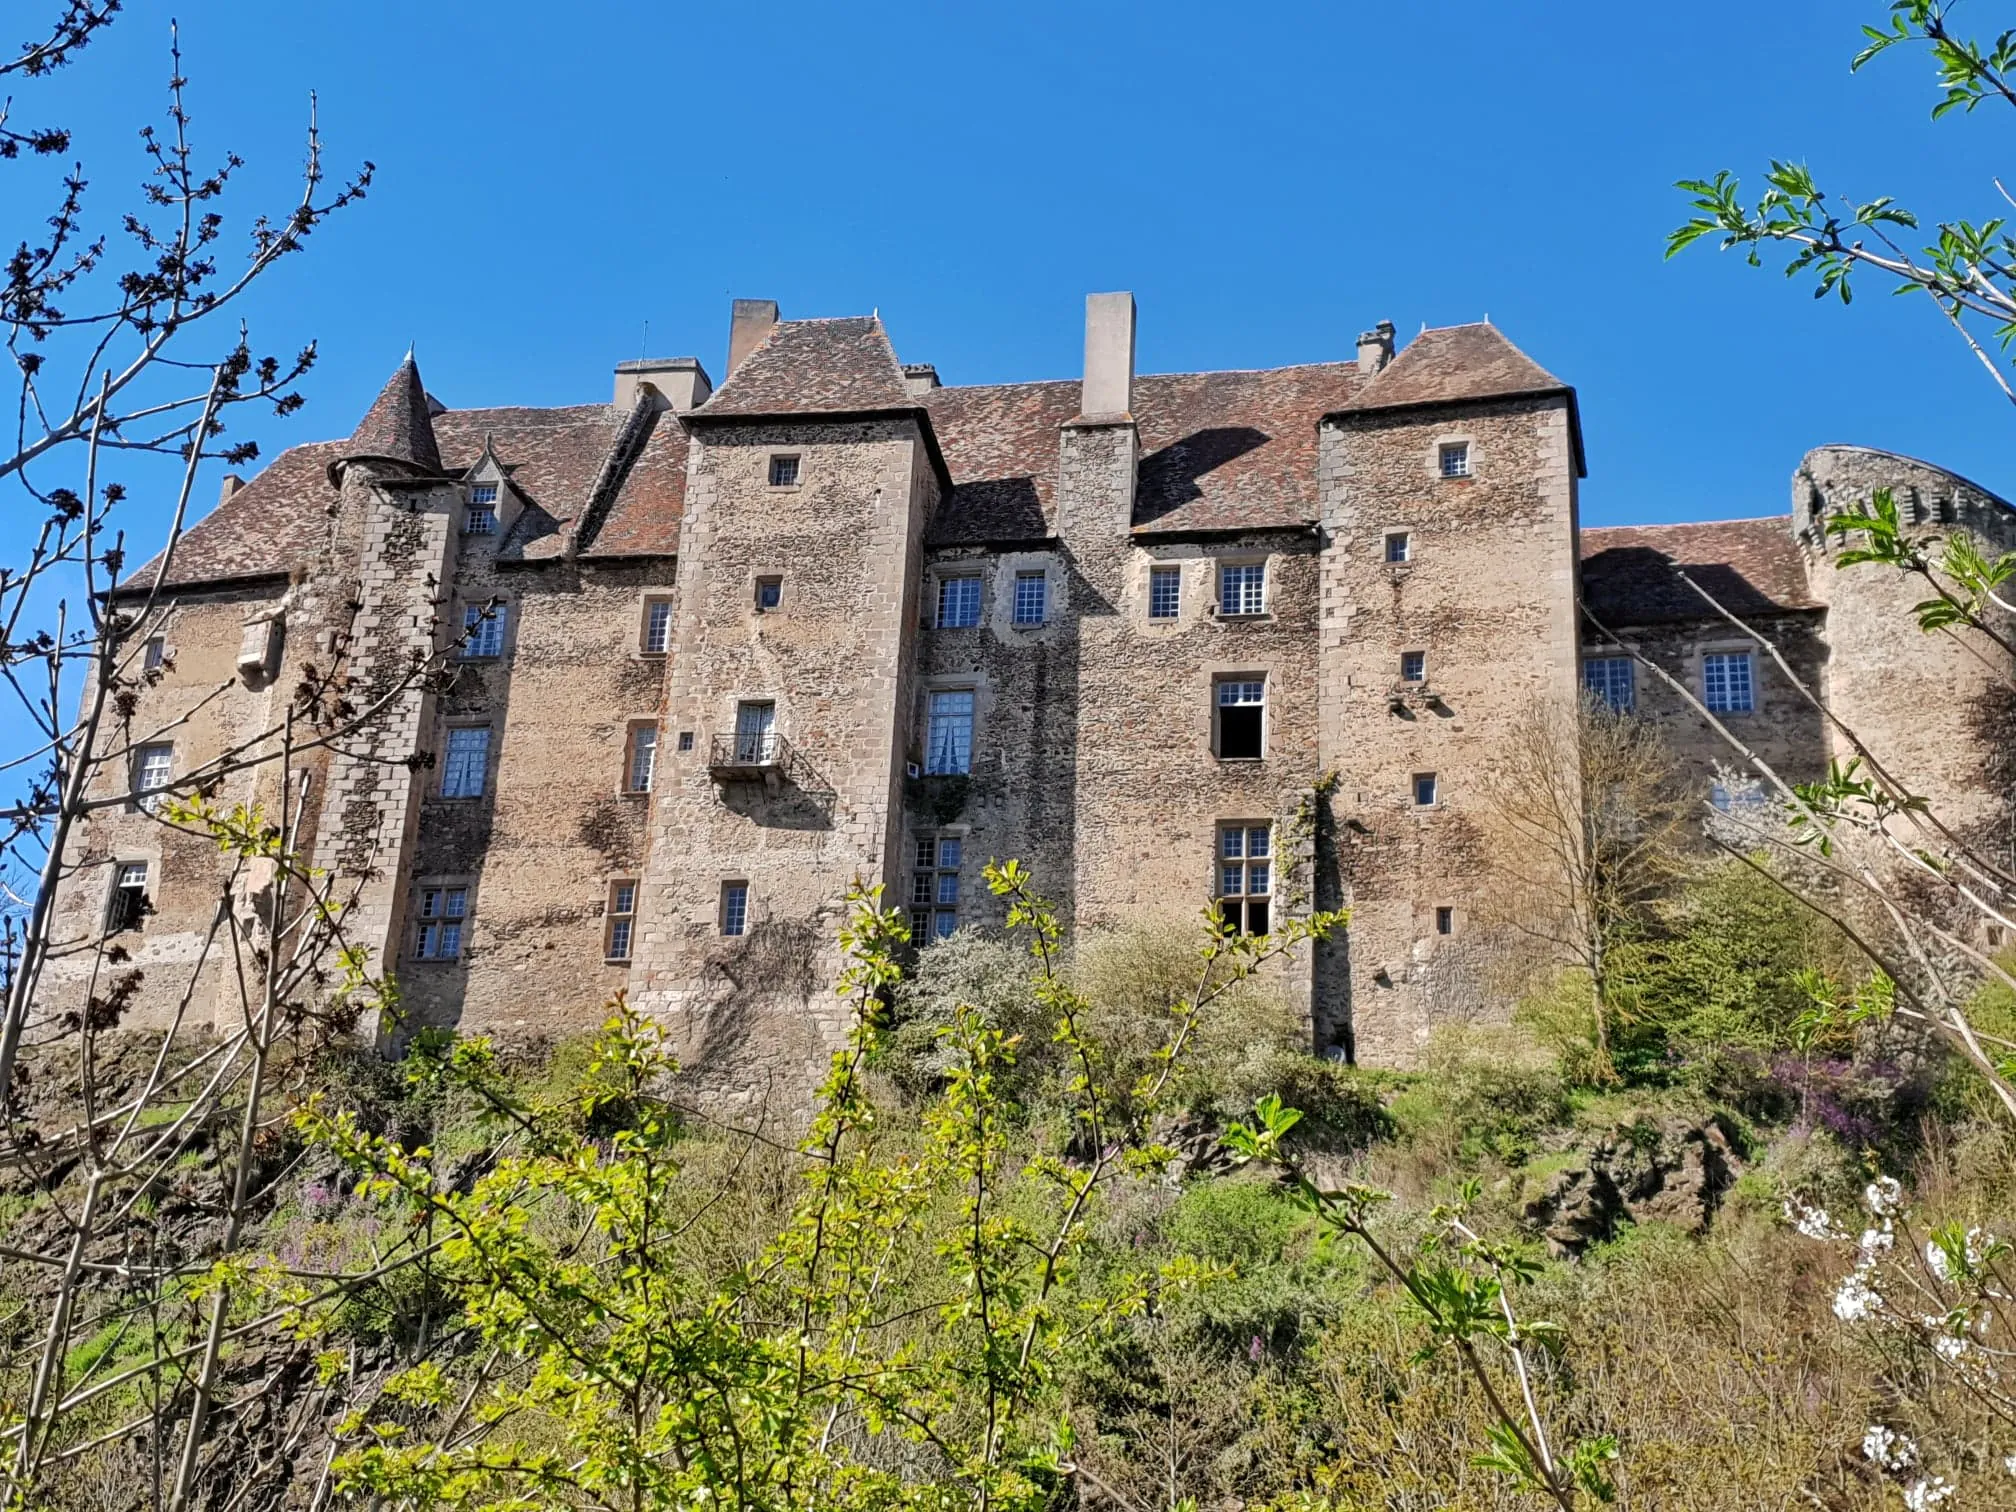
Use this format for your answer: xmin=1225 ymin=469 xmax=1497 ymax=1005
xmin=45 ymin=293 xmax=2016 ymax=1104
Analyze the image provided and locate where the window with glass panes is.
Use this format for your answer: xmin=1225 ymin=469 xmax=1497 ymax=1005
xmin=1582 ymin=655 xmax=1635 ymax=711
xmin=107 ymin=861 xmax=148 ymax=933
xmin=604 ymin=880 xmax=637 ymax=961
xmin=720 ymin=881 xmax=749 ymax=937
xmin=937 ymin=574 xmax=982 ymax=628
xmin=910 ymin=836 xmax=962 ymax=941
xmin=1148 ymin=565 xmax=1181 ymax=620
xmin=1438 ymin=442 xmax=1471 ymax=478
xmin=466 ymin=484 xmax=498 ymax=535
xmin=142 ymin=635 xmax=165 ymax=671
xmin=626 ymin=724 xmax=658 ymax=792
xmin=1702 ymin=651 xmax=1754 ymax=713
xmin=1012 ymin=570 xmax=1047 ymax=625
xmin=1215 ymin=679 xmax=1265 ymax=760
xmin=1400 ymin=650 xmax=1426 ymax=683
xmin=1218 ymin=562 xmax=1266 ymax=616
xmin=462 ymin=602 xmax=505 ymax=659
xmin=925 ymin=690 xmax=974 ymax=774
xmin=415 ymin=886 xmax=468 ymax=959
xmin=135 ymin=745 xmax=173 ymax=811
xmin=641 ymin=597 xmax=674 ymax=655
xmin=1218 ymin=824 xmax=1272 ymax=936
xmin=441 ymin=727 xmax=490 ymax=798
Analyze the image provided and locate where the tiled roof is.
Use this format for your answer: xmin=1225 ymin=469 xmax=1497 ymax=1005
xmin=694 ymin=317 xmax=912 ymax=418
xmin=340 ymin=357 xmax=442 ymax=474
xmin=1580 ymin=516 xmax=1818 ymax=626
xmin=1340 ymin=322 xmax=1567 ymax=414
xmin=925 ymin=363 xmax=1363 ymax=544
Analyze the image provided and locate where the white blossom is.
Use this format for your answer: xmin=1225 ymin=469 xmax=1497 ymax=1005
xmin=1785 ymin=1195 xmax=1843 ymax=1242
xmin=1865 ymin=1425 xmax=1918 ymax=1470
xmin=2003 ymin=1453 xmax=2016 ymax=1475
xmin=1866 ymin=1176 xmax=1904 ymax=1219
xmin=1863 ymin=1226 xmax=1896 ymax=1254
xmin=1837 ymin=1269 xmax=1882 ymax=1322
xmin=1902 ymin=1474 xmax=1954 ymax=1510
xmin=1932 ymin=1332 xmax=1967 ymax=1363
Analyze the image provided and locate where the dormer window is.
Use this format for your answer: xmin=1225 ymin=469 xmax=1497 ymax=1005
xmin=466 ymin=484 xmax=499 ymax=535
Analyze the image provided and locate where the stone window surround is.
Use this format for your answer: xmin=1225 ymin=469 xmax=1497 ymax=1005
xmin=1433 ymin=434 xmax=1476 ymax=480
xmin=636 ymin=593 xmax=676 ymax=657
xmin=1144 ymin=560 xmax=1184 ymax=625
xmin=754 ymin=573 xmax=785 ymax=613
xmin=991 ymin=550 xmax=1062 ymax=637
xmin=766 ymin=451 xmax=804 ymax=491
xmin=458 ymin=596 xmax=510 ymax=661
xmin=622 ymin=719 xmax=659 ymax=795
xmin=1381 ymin=527 xmax=1415 ymax=566
xmin=908 ymin=825 xmax=970 ymax=942
xmin=103 ymin=848 xmax=159 ymax=934
xmin=1212 ymin=554 xmax=1271 ymax=620
xmin=410 ymin=875 xmax=475 ymax=963
xmin=604 ymin=877 xmax=639 ymax=963
xmin=718 ymin=878 xmax=752 ymax=938
xmin=928 ymin=562 xmax=988 ymax=629
xmin=1411 ymin=771 xmax=1441 ymax=810
xmin=1692 ymin=638 xmax=1763 ymax=717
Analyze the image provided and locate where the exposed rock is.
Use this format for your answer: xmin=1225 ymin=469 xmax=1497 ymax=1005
xmin=1523 ymin=1113 xmax=1740 ymax=1258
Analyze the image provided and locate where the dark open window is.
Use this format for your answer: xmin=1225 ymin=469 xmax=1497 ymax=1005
xmin=1215 ymin=679 xmax=1264 ymax=760
xmin=106 ymin=861 xmax=149 ymax=934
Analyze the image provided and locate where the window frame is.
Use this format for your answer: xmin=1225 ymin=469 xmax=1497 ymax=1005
xmin=465 ymin=482 xmax=500 ymax=536
xmin=924 ymin=688 xmax=976 ymax=775
xmin=1215 ymin=560 xmax=1268 ymax=619
xmin=1213 ymin=676 xmax=1267 ymax=762
xmin=1011 ymin=569 xmax=1048 ymax=627
xmin=624 ymin=721 xmax=659 ymax=794
xmin=935 ymin=573 xmax=983 ymax=630
xmin=720 ymin=880 xmax=751 ymax=938
xmin=134 ymin=744 xmax=174 ymax=813
xmin=755 ymin=575 xmax=784 ymax=612
xmin=909 ymin=834 xmax=965 ymax=943
xmin=1582 ymin=654 xmax=1636 ymax=712
xmin=1147 ymin=564 xmax=1182 ymax=621
xmin=1384 ymin=530 xmax=1412 ymax=565
xmin=413 ymin=882 xmax=471 ymax=962
xmin=461 ymin=601 xmax=507 ymax=660
xmin=767 ymin=453 xmax=802 ymax=489
xmin=106 ymin=859 xmax=150 ymax=934
xmin=1435 ymin=905 xmax=1455 ymax=935
xmin=604 ymin=878 xmax=638 ymax=962
xmin=1216 ymin=822 xmax=1274 ymax=937
xmin=1701 ymin=649 xmax=1756 ymax=714
xmin=1412 ymin=771 xmax=1440 ymax=808
xmin=142 ymin=635 xmax=166 ymax=672
xmin=639 ymin=595 xmax=675 ymax=656
xmin=440 ymin=725 xmax=492 ymax=800
xmin=1400 ymin=650 xmax=1427 ymax=684
xmin=1438 ymin=441 xmax=1472 ymax=479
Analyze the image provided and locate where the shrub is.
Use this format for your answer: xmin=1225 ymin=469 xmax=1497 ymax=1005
xmin=1385 ymin=1025 xmax=1570 ymax=1165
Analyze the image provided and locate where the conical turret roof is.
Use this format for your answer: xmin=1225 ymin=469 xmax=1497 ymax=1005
xmin=336 ymin=354 xmax=443 ymax=477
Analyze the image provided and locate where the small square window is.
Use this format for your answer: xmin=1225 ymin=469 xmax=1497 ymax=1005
xmin=1413 ymin=772 xmax=1439 ymax=807
xmin=1148 ymin=565 xmax=1181 ymax=620
xmin=641 ymin=597 xmax=674 ymax=655
xmin=677 ymin=730 xmax=694 ymax=752
xmin=1385 ymin=532 xmax=1412 ymax=564
xmin=1218 ymin=562 xmax=1266 ymax=617
xmin=769 ymin=455 xmax=801 ymax=488
xmin=1400 ymin=650 xmax=1426 ymax=683
xmin=466 ymin=483 xmax=499 ymax=535
xmin=937 ymin=575 xmax=982 ymax=629
xmin=756 ymin=576 xmax=783 ymax=611
xmin=1438 ymin=443 xmax=1471 ymax=479
xmin=1013 ymin=570 xmax=1047 ymax=626
xmin=415 ymin=885 xmax=469 ymax=960
xmin=142 ymin=635 xmax=166 ymax=672
xmin=1435 ymin=906 xmax=1454 ymax=935
xmin=605 ymin=879 xmax=638 ymax=962
xmin=721 ymin=881 xmax=750 ymax=937
xmin=461 ymin=602 xmax=506 ymax=659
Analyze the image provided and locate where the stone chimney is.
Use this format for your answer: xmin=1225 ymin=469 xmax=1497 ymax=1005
xmin=1357 ymin=320 xmax=1395 ymax=376
xmin=218 ymin=473 xmax=245 ymax=506
xmin=727 ymin=299 xmax=780 ymax=376
xmin=1080 ymin=292 xmax=1136 ymax=419
xmin=614 ymin=357 xmax=713 ymax=413
xmin=901 ymin=363 xmax=941 ymax=397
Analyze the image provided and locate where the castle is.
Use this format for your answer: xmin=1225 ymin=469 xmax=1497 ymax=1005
xmin=53 ymin=295 xmax=2016 ymax=1102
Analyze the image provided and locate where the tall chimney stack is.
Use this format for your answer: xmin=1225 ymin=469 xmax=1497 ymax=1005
xmin=1080 ymin=292 xmax=1136 ymax=419
xmin=1357 ymin=320 xmax=1395 ymax=376
xmin=727 ymin=299 xmax=780 ymax=376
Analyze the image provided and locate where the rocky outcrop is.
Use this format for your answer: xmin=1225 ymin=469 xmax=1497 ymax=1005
xmin=1523 ymin=1113 xmax=1741 ymax=1257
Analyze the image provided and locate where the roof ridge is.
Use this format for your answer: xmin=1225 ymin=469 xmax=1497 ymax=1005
xmin=1586 ymin=515 xmax=1793 ymax=531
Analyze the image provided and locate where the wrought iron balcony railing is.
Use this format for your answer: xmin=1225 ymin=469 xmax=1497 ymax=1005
xmin=709 ymin=730 xmax=792 ymax=781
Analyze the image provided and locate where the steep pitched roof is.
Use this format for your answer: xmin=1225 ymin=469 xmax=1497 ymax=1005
xmin=694 ymin=316 xmax=913 ymax=418
xmin=925 ymin=363 xmax=1364 ymax=543
xmin=1580 ymin=516 xmax=1819 ymax=627
xmin=337 ymin=356 xmax=442 ymax=476
xmin=1341 ymin=323 xmax=1567 ymax=414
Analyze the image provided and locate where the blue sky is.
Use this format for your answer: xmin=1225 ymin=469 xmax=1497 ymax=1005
xmin=8 ymin=0 xmax=2012 ymax=531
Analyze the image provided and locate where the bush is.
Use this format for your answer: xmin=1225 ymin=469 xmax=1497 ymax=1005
xmin=882 ymin=931 xmax=1043 ymax=1099
xmin=1209 ymin=1048 xmax=1393 ymax=1154
xmin=1385 ymin=1025 xmax=1570 ymax=1165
